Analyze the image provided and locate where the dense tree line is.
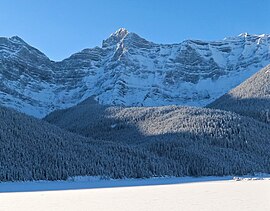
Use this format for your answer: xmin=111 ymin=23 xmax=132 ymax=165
xmin=1 ymin=102 xmax=270 ymax=182
xmin=42 ymin=98 xmax=270 ymax=180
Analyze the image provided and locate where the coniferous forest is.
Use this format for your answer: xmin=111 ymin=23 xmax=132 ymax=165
xmin=1 ymin=75 xmax=270 ymax=182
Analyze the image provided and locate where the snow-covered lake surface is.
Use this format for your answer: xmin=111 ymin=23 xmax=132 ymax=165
xmin=0 ymin=176 xmax=270 ymax=211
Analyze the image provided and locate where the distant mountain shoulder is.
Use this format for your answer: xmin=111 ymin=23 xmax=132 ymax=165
xmin=208 ymin=65 xmax=270 ymax=123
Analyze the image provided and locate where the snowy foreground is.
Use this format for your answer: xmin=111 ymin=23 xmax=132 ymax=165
xmin=0 ymin=176 xmax=270 ymax=211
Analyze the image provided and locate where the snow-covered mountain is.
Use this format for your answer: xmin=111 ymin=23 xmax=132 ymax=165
xmin=0 ymin=29 xmax=269 ymax=117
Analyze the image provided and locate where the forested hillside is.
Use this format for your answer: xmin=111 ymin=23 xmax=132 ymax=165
xmin=44 ymin=98 xmax=270 ymax=176
xmin=45 ymin=97 xmax=270 ymax=144
xmin=1 ymin=102 xmax=270 ymax=182
xmin=0 ymin=106 xmax=176 ymax=181
xmin=208 ymin=65 xmax=270 ymax=123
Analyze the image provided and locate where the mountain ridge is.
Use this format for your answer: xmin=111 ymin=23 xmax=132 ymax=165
xmin=0 ymin=29 xmax=269 ymax=117
xmin=5 ymin=29 xmax=270 ymax=62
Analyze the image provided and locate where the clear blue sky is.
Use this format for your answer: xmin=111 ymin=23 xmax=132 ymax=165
xmin=1 ymin=0 xmax=269 ymax=61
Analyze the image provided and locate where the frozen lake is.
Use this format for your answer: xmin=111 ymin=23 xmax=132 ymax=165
xmin=0 ymin=176 xmax=269 ymax=211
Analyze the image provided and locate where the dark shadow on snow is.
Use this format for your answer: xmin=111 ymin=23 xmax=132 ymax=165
xmin=0 ymin=176 xmax=235 ymax=193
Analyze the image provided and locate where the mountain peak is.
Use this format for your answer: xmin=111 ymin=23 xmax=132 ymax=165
xmin=102 ymin=28 xmax=129 ymax=48
xmin=113 ymin=28 xmax=129 ymax=38
xmin=224 ymin=33 xmax=270 ymax=41
xmin=9 ymin=35 xmax=27 ymax=44
xmin=238 ymin=32 xmax=250 ymax=38
xmin=237 ymin=33 xmax=270 ymax=39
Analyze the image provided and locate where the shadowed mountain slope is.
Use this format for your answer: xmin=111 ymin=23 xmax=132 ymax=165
xmin=208 ymin=65 xmax=270 ymax=123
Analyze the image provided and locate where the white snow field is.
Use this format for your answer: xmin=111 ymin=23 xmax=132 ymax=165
xmin=0 ymin=177 xmax=270 ymax=211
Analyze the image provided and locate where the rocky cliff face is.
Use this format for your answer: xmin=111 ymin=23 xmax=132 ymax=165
xmin=0 ymin=29 xmax=269 ymax=117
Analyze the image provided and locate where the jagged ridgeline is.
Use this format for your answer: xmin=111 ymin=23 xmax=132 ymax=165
xmin=45 ymin=99 xmax=270 ymax=176
xmin=0 ymin=31 xmax=270 ymax=117
xmin=208 ymin=65 xmax=270 ymax=123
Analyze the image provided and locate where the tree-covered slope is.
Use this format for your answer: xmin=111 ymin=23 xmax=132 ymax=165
xmin=44 ymin=98 xmax=270 ymax=176
xmin=6 ymin=103 xmax=270 ymax=181
xmin=0 ymin=106 xmax=184 ymax=181
xmin=208 ymin=65 xmax=270 ymax=123
xmin=45 ymin=97 xmax=270 ymax=144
